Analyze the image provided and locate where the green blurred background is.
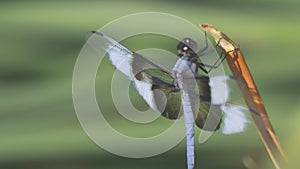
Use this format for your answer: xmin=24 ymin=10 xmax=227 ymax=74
xmin=1 ymin=0 xmax=300 ymax=168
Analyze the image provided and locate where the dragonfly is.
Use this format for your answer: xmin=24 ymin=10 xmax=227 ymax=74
xmin=90 ymin=31 xmax=253 ymax=169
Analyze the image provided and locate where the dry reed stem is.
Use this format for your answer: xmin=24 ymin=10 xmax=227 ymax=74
xmin=200 ymin=23 xmax=287 ymax=169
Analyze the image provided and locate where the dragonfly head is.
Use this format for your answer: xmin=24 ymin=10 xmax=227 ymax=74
xmin=177 ymin=38 xmax=197 ymax=56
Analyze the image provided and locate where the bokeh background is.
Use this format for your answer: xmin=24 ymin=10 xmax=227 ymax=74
xmin=1 ymin=0 xmax=299 ymax=169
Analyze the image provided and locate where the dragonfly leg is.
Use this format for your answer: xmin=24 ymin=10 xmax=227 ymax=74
xmin=197 ymin=31 xmax=209 ymax=56
xmin=196 ymin=33 xmax=240 ymax=74
xmin=201 ymin=35 xmax=240 ymax=72
xmin=197 ymin=64 xmax=208 ymax=74
xmin=197 ymin=32 xmax=222 ymax=58
xmin=249 ymin=108 xmax=260 ymax=116
xmin=202 ymin=47 xmax=240 ymax=73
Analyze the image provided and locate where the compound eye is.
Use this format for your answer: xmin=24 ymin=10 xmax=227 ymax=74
xmin=177 ymin=38 xmax=197 ymax=52
xmin=184 ymin=38 xmax=191 ymax=44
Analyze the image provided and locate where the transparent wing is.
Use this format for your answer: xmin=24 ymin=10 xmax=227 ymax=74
xmin=89 ymin=32 xmax=183 ymax=119
xmin=208 ymin=75 xmax=257 ymax=135
xmin=197 ymin=75 xmax=255 ymax=144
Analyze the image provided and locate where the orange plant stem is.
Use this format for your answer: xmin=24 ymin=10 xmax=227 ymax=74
xmin=200 ymin=24 xmax=287 ymax=169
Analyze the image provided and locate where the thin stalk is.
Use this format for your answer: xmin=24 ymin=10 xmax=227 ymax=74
xmin=200 ymin=24 xmax=287 ymax=169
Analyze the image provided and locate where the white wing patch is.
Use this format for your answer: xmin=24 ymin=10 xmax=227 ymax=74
xmin=209 ymin=75 xmax=250 ymax=134
xmin=105 ymin=44 xmax=158 ymax=112
xmin=133 ymin=79 xmax=158 ymax=112
xmin=107 ymin=45 xmax=134 ymax=79
xmin=221 ymin=104 xmax=250 ymax=135
xmin=209 ymin=75 xmax=230 ymax=105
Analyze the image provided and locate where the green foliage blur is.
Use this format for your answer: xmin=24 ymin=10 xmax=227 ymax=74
xmin=0 ymin=0 xmax=299 ymax=168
